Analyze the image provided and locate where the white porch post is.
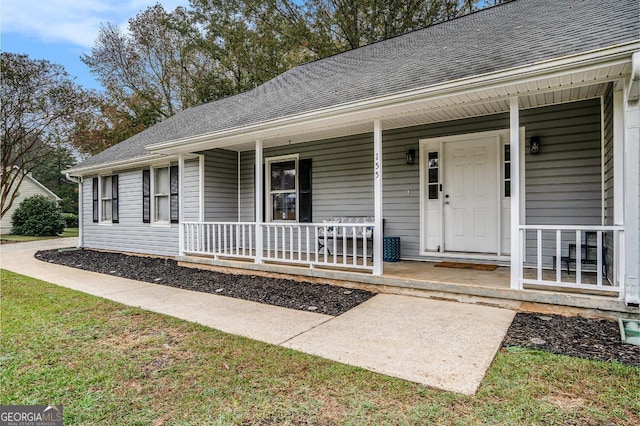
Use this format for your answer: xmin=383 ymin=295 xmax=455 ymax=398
xmin=255 ymin=140 xmax=264 ymax=264
xmin=509 ymin=97 xmax=522 ymax=290
xmin=198 ymin=154 xmax=205 ymax=222
xmin=373 ymin=120 xmax=383 ymax=276
xmin=624 ymin=69 xmax=640 ymax=305
xmin=178 ymin=153 xmax=185 ymax=256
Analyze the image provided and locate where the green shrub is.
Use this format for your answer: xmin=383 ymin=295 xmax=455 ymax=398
xmin=61 ymin=212 xmax=78 ymax=228
xmin=11 ymin=195 xmax=66 ymax=236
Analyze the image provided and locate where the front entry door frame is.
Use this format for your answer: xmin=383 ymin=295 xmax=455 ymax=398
xmin=419 ymin=128 xmax=525 ymax=258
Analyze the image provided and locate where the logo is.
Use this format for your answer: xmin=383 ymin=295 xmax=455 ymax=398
xmin=0 ymin=405 xmax=63 ymax=426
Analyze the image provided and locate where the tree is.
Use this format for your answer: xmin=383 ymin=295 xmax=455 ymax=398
xmin=11 ymin=195 xmax=66 ymax=236
xmin=82 ymin=5 xmax=216 ymax=120
xmin=303 ymin=0 xmax=481 ymax=51
xmin=70 ymin=92 xmax=162 ymax=156
xmin=0 ymin=53 xmax=86 ymax=219
xmin=30 ymin=145 xmax=78 ymax=213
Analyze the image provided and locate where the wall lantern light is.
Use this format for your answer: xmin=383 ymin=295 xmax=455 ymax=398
xmin=529 ymin=136 xmax=541 ymax=155
xmin=405 ymin=149 xmax=416 ymax=165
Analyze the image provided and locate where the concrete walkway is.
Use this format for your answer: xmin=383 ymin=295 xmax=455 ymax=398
xmin=1 ymin=239 xmax=515 ymax=395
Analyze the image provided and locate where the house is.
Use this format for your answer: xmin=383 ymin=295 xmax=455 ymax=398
xmin=66 ymin=0 xmax=640 ymax=312
xmin=1 ymin=167 xmax=61 ymax=234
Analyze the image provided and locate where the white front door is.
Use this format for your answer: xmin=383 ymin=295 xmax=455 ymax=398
xmin=443 ymin=137 xmax=498 ymax=253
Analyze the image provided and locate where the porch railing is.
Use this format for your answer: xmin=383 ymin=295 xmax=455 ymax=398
xmin=181 ymin=221 xmax=375 ymax=271
xmin=518 ymin=225 xmax=624 ymax=294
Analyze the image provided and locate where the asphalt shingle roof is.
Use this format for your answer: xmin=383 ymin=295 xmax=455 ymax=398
xmin=71 ymin=0 xmax=640 ymax=172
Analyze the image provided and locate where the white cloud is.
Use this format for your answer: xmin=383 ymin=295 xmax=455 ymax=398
xmin=1 ymin=0 xmax=189 ymax=48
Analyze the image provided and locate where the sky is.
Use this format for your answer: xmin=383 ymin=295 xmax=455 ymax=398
xmin=1 ymin=0 xmax=190 ymax=91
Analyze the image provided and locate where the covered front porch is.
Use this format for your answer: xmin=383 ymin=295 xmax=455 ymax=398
xmin=156 ymin=52 xmax=638 ymax=309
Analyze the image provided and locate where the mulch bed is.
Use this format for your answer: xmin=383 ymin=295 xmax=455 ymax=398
xmin=502 ymin=313 xmax=639 ymax=366
xmin=35 ymin=249 xmax=374 ymax=316
xmin=36 ymin=249 xmax=640 ymax=366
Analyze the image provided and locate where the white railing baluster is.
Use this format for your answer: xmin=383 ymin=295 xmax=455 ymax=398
xmin=597 ymin=231 xmax=603 ymax=286
xmin=556 ymin=230 xmax=562 ymax=283
xmin=536 ymin=229 xmax=542 ymax=281
xmin=576 ymin=230 xmax=582 ymax=285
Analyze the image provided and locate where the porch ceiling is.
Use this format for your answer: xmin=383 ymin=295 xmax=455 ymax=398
xmin=179 ymin=60 xmax=630 ymax=153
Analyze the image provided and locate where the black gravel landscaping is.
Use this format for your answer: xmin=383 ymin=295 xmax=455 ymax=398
xmin=35 ymin=249 xmax=374 ymax=316
xmin=502 ymin=313 xmax=639 ymax=367
xmin=36 ymin=248 xmax=640 ymax=366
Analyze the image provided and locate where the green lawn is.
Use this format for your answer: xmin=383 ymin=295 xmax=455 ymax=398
xmin=1 ymin=270 xmax=638 ymax=425
xmin=0 ymin=228 xmax=78 ymax=242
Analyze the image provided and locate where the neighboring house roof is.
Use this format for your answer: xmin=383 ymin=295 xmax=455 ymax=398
xmin=2 ymin=167 xmax=61 ymax=201
xmin=69 ymin=0 xmax=640 ymax=173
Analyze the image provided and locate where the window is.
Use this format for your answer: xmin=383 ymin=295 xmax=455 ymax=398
xmin=154 ymin=167 xmax=170 ymax=223
xmin=93 ymin=175 xmax=118 ymax=223
xmin=504 ymin=144 xmax=511 ymax=198
xmin=101 ymin=176 xmax=113 ymax=221
xmin=268 ymin=158 xmax=297 ymax=221
xmin=427 ymin=152 xmax=439 ymax=200
xmin=143 ymin=166 xmax=178 ymax=224
xmin=262 ymin=156 xmax=311 ymax=223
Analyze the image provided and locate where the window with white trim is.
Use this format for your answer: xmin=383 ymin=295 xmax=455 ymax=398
xmin=101 ymin=176 xmax=113 ymax=221
xmin=93 ymin=175 xmax=118 ymax=224
xmin=154 ymin=166 xmax=170 ymax=223
xmin=267 ymin=156 xmax=297 ymax=221
xmin=142 ymin=165 xmax=178 ymax=225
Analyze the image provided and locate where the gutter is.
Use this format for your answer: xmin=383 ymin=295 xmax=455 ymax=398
xmin=146 ymin=42 xmax=640 ymax=154
xmin=64 ymin=154 xmax=164 ymax=177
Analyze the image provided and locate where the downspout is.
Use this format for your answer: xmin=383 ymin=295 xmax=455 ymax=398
xmin=65 ymin=173 xmax=83 ymax=248
xmin=628 ymin=51 xmax=640 ymax=101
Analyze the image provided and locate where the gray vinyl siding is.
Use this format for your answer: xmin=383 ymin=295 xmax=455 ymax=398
xmin=183 ymin=159 xmax=200 ymax=222
xmin=236 ymin=99 xmax=602 ymax=259
xmin=240 ymin=135 xmax=375 ymax=222
xmin=81 ymin=159 xmax=199 ymax=256
xmin=603 ymin=84 xmax=614 ymax=280
xmin=203 ymin=150 xmax=238 ymax=221
xmin=523 ymin=98 xmax=602 ymax=226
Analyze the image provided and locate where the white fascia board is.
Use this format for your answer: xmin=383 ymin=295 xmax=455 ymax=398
xmin=64 ymin=153 xmax=201 ymax=177
xmin=64 ymin=154 xmax=166 ymax=177
xmin=146 ymin=42 xmax=639 ymax=155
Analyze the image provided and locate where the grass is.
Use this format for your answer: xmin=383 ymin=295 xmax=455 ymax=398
xmin=0 ymin=228 xmax=78 ymax=242
xmin=1 ymin=269 xmax=638 ymax=425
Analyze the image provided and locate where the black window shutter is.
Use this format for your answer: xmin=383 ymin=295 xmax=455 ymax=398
xmin=142 ymin=170 xmax=150 ymax=223
xmin=111 ymin=175 xmax=119 ymax=223
xmin=299 ymin=159 xmax=312 ymax=223
xmin=170 ymin=165 xmax=179 ymax=223
xmin=92 ymin=177 xmax=99 ymax=223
